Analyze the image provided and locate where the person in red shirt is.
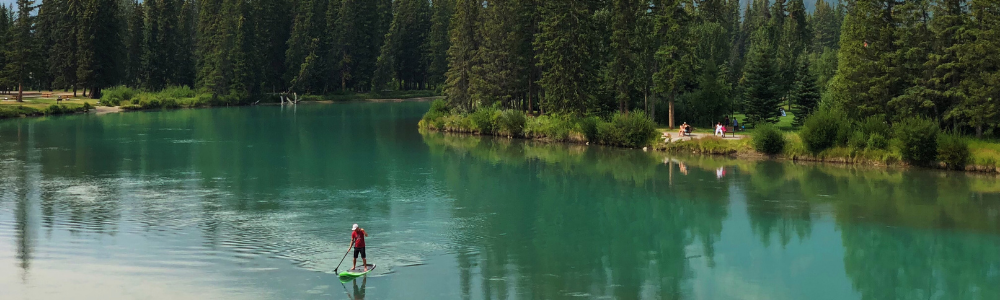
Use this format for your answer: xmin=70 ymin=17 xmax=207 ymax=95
xmin=351 ymin=224 xmax=369 ymax=271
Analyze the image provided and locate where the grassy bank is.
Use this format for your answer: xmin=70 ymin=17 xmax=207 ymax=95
xmin=418 ymin=100 xmax=659 ymax=148
xmin=0 ymin=98 xmax=97 ymax=119
xmin=101 ymin=86 xmax=441 ymax=110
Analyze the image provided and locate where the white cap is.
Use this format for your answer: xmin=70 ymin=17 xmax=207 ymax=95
xmin=352 ymin=224 xmax=358 ymax=230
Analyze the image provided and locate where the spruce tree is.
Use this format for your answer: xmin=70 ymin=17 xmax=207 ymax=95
xmin=828 ymin=0 xmax=901 ymax=119
xmin=338 ymin=0 xmax=381 ymax=91
xmin=285 ymin=0 xmax=323 ymax=92
xmin=443 ymin=0 xmax=478 ymax=109
xmin=0 ymin=5 xmax=11 ymax=94
xmin=468 ymin=0 xmax=531 ymax=108
xmin=3 ymin=0 xmax=37 ymax=101
xmin=741 ymin=28 xmax=782 ymax=125
xmin=534 ymin=0 xmax=598 ymax=115
xmin=888 ymin=0 xmax=935 ymax=119
xmin=123 ymin=0 xmax=145 ymax=87
xmin=811 ymin=0 xmax=842 ymax=52
xmin=952 ymin=0 xmax=999 ymax=137
xmin=426 ymin=0 xmax=452 ymax=88
xmin=196 ymin=0 xmax=231 ymax=95
xmin=790 ymin=57 xmax=820 ymax=126
xmin=373 ymin=0 xmax=431 ymax=91
xmin=608 ymin=0 xmax=643 ymax=112
xmin=654 ymin=0 xmax=691 ymax=128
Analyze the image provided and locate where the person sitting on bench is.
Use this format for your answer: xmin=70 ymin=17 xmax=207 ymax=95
xmin=677 ymin=122 xmax=692 ymax=136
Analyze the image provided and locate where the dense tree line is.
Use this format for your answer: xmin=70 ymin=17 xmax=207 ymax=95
xmin=0 ymin=0 xmax=997 ymax=135
xmin=0 ymin=0 xmax=448 ymax=100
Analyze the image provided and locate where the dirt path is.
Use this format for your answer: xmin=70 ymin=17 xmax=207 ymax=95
xmin=94 ymin=106 xmax=122 ymax=115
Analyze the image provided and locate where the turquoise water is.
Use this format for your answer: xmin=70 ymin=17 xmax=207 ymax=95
xmin=1 ymin=102 xmax=998 ymax=299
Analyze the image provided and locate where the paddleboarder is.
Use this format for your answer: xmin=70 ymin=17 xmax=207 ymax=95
xmin=351 ymin=224 xmax=369 ymax=272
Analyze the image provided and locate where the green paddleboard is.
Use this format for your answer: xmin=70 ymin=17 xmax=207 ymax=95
xmin=338 ymin=264 xmax=376 ymax=277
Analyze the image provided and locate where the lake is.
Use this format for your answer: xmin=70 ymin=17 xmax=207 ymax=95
xmin=1 ymin=102 xmax=998 ymax=300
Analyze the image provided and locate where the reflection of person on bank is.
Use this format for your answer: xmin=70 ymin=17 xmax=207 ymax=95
xmin=716 ymin=167 xmax=725 ymax=179
xmin=679 ymin=162 xmax=688 ymax=175
xmin=352 ymin=277 xmax=367 ymax=300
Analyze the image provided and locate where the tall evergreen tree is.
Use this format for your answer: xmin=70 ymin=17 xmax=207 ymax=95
xmin=952 ymin=0 xmax=999 ymax=137
xmin=3 ymin=0 xmax=37 ymax=101
xmin=77 ymin=0 xmax=122 ymax=98
xmin=123 ymin=0 xmax=145 ymax=87
xmin=888 ymin=0 xmax=935 ymax=119
xmin=468 ymin=0 xmax=531 ymax=108
xmin=741 ymin=28 xmax=782 ymax=125
xmin=654 ymin=0 xmax=692 ymax=128
xmin=790 ymin=57 xmax=820 ymax=126
xmin=829 ymin=0 xmax=902 ymax=119
xmin=373 ymin=0 xmax=431 ymax=91
xmin=426 ymin=0 xmax=452 ymax=88
xmin=0 ymin=5 xmax=11 ymax=94
xmin=337 ymin=0 xmax=381 ymax=91
xmin=607 ymin=0 xmax=643 ymax=112
xmin=443 ymin=0 xmax=478 ymax=109
xmin=534 ymin=0 xmax=598 ymax=115
xmin=285 ymin=0 xmax=324 ymax=92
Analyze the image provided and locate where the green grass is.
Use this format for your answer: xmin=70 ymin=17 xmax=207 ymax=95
xmin=968 ymin=139 xmax=1000 ymax=168
xmin=655 ymin=111 xmax=798 ymax=135
xmin=316 ymin=90 xmax=439 ymax=102
xmin=1 ymin=98 xmax=98 ymax=110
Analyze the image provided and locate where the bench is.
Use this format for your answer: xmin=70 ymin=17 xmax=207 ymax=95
xmin=42 ymin=92 xmax=53 ymax=98
xmin=724 ymin=126 xmax=737 ymax=138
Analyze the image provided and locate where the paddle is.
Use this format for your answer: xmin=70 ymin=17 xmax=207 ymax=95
xmin=334 ymin=239 xmax=355 ymax=274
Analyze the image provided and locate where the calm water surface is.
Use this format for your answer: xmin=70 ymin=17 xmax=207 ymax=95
xmin=1 ymin=102 xmax=998 ymax=300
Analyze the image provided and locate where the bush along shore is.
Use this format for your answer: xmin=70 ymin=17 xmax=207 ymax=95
xmin=658 ymin=110 xmax=1000 ymax=173
xmin=100 ymin=86 xmax=441 ymax=111
xmin=420 ymin=101 xmax=999 ymax=174
xmin=418 ymin=100 xmax=659 ymax=148
xmin=0 ymin=102 xmax=95 ymax=119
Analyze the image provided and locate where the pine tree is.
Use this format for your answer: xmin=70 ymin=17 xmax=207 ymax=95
xmin=888 ymin=0 xmax=935 ymax=119
xmin=258 ymin=0 xmax=291 ymax=93
xmin=373 ymin=0 xmax=431 ymax=91
xmin=285 ymin=0 xmax=323 ymax=92
xmin=123 ymin=0 xmax=145 ymax=87
xmin=790 ymin=57 xmax=820 ymax=126
xmin=607 ymin=0 xmax=643 ymax=112
xmin=654 ymin=0 xmax=691 ymax=128
xmin=175 ymin=0 xmax=196 ymax=87
xmin=426 ymin=0 xmax=452 ymax=88
xmin=468 ymin=0 xmax=531 ymax=108
xmin=34 ymin=0 xmax=58 ymax=90
xmin=338 ymin=0 xmax=381 ymax=91
xmin=534 ymin=0 xmax=597 ymax=115
xmin=741 ymin=28 xmax=782 ymax=125
xmin=443 ymin=0 xmax=478 ymax=109
xmin=79 ymin=0 xmax=122 ymax=98
xmin=811 ymin=0 xmax=842 ymax=52
xmin=196 ymin=0 xmax=231 ymax=95
xmin=3 ymin=0 xmax=37 ymax=101
xmin=0 ymin=5 xmax=12 ymax=94
xmin=828 ymin=0 xmax=902 ymax=120
xmin=952 ymin=0 xmax=1000 ymax=137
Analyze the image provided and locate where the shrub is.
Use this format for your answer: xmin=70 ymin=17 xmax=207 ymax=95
xmin=800 ymin=110 xmax=843 ymax=154
xmin=422 ymin=99 xmax=450 ymax=127
xmin=580 ymin=116 xmax=600 ymax=142
xmin=82 ymin=102 xmax=94 ymax=112
xmin=100 ymin=86 xmax=139 ymax=106
xmin=858 ymin=115 xmax=890 ymax=137
xmin=162 ymin=98 xmax=180 ymax=109
xmin=867 ymin=133 xmax=888 ymax=150
xmin=937 ymin=133 xmax=970 ymax=170
xmin=752 ymin=123 xmax=786 ymax=155
xmin=607 ymin=111 xmax=658 ymax=148
xmin=495 ymin=109 xmax=526 ymax=137
xmin=895 ymin=117 xmax=939 ymax=166
xmin=158 ymin=86 xmax=196 ymax=98
xmin=523 ymin=114 xmax=576 ymax=141
xmin=848 ymin=130 xmax=867 ymax=150
xmin=469 ymin=108 xmax=498 ymax=134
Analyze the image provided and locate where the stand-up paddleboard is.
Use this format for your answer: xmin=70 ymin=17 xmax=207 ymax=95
xmin=338 ymin=264 xmax=376 ymax=277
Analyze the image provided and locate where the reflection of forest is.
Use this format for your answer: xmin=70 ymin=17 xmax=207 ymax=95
xmin=424 ymin=132 xmax=730 ymax=298
xmin=423 ymin=131 xmax=1000 ymax=299
xmin=0 ymin=102 xmax=434 ymax=276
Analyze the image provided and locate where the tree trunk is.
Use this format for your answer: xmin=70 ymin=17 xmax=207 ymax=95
xmin=976 ymin=125 xmax=983 ymax=138
xmin=668 ymin=91 xmax=676 ymax=129
xmin=16 ymin=82 xmax=23 ymax=102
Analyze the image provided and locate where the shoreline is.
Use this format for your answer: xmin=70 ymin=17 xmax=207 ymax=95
xmin=421 ymin=126 xmax=1000 ymax=175
xmin=0 ymin=95 xmax=443 ymax=121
